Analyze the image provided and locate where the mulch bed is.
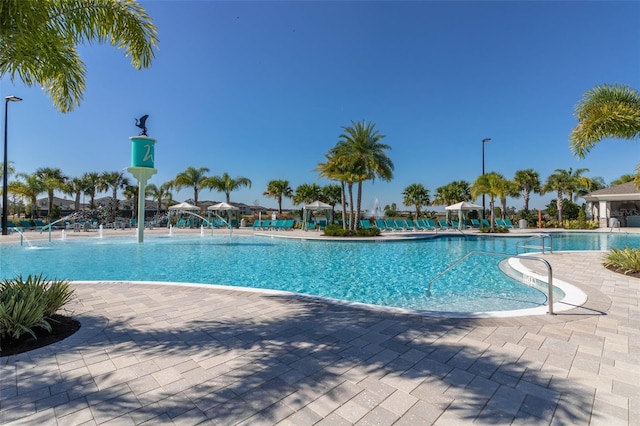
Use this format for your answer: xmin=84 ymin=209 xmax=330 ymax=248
xmin=604 ymin=265 xmax=640 ymax=279
xmin=1 ymin=314 xmax=80 ymax=357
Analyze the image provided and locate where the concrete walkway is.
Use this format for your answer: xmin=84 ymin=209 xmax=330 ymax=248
xmin=0 ymin=231 xmax=638 ymax=424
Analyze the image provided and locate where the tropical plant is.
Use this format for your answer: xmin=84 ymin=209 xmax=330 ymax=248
xmin=604 ymin=247 xmax=640 ymax=275
xmin=328 ymin=120 xmax=394 ymax=231
xmin=402 ymin=183 xmax=430 ymax=219
xmin=10 ymin=172 xmax=43 ymax=217
xmin=471 ymin=172 xmax=504 ymax=231
xmin=495 ymin=178 xmax=520 ymax=220
xmin=570 ymin=84 xmax=640 ymax=161
xmin=263 ymin=179 xmax=293 ymax=214
xmin=316 ymin=151 xmax=352 ymax=230
xmin=432 ymin=180 xmax=472 ymax=206
xmin=64 ymin=177 xmax=85 ymax=212
xmin=542 ymin=169 xmax=575 ymax=225
xmin=147 ymin=182 xmax=172 ymax=216
xmin=36 ymin=167 xmax=67 ymax=219
xmin=513 ymin=169 xmax=541 ymax=211
xmin=82 ymin=172 xmax=101 ymax=210
xmin=173 ymin=167 xmax=210 ymax=206
xmin=610 ymin=174 xmax=635 ymax=186
xmin=205 ymin=172 xmax=251 ymax=203
xmin=322 ymin=184 xmax=342 ymax=209
xmin=0 ymin=0 xmax=158 ymax=113
xmin=99 ymin=171 xmax=129 ymax=220
xmin=293 ymin=183 xmax=323 ymax=205
xmin=0 ymin=274 xmax=74 ymax=350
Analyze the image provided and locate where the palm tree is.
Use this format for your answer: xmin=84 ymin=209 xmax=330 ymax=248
xmin=316 ymin=152 xmax=352 ymax=230
xmin=205 ymin=173 xmax=251 ymax=203
xmin=99 ymin=171 xmax=129 ymax=220
xmin=322 ymin=184 xmax=342 ymax=210
xmin=333 ymin=120 xmax=394 ymax=230
xmin=11 ymin=173 xmax=43 ymax=218
xmin=610 ymin=174 xmax=635 ymax=186
xmin=147 ymin=182 xmax=172 ymax=216
xmin=433 ymin=180 xmax=472 ymax=206
xmin=0 ymin=0 xmax=158 ymax=113
xmin=543 ymin=169 xmax=575 ymax=225
xmin=36 ymin=167 xmax=67 ymax=219
xmin=471 ymin=172 xmax=504 ymax=230
xmin=293 ymin=183 xmax=323 ymax=206
xmin=495 ymin=177 xmax=520 ymax=220
xmin=263 ymin=179 xmax=293 ymax=214
xmin=173 ymin=167 xmax=210 ymax=206
xmin=570 ymin=84 xmax=640 ymax=161
xmin=82 ymin=172 xmax=101 ymax=210
xmin=64 ymin=177 xmax=86 ymax=212
xmin=513 ymin=169 xmax=541 ymax=211
xmin=402 ymin=183 xmax=430 ymax=219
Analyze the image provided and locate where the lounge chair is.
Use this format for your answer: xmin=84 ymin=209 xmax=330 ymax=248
xmin=471 ymin=218 xmax=481 ymax=228
xmin=20 ymin=220 xmax=34 ymax=231
xmin=251 ymin=219 xmax=262 ymax=229
xmin=437 ymin=219 xmax=452 ymax=230
xmin=359 ymin=220 xmax=373 ymax=229
xmin=495 ymin=219 xmax=506 ymax=227
xmin=415 ymin=219 xmax=432 ymax=230
xmin=283 ymin=219 xmax=294 ymax=230
xmin=385 ymin=219 xmax=402 ymax=231
xmin=33 ymin=219 xmax=46 ymax=230
xmin=481 ymin=219 xmax=491 ymax=227
xmin=317 ymin=219 xmax=327 ymax=230
xmin=6 ymin=220 xmax=23 ymax=232
xmin=374 ymin=219 xmax=390 ymax=231
xmin=401 ymin=219 xmax=416 ymax=230
xmin=260 ymin=219 xmax=271 ymax=230
xmin=504 ymin=218 xmax=517 ymax=228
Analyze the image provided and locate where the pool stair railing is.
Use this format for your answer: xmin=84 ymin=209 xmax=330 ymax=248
xmin=426 ymin=250 xmax=555 ymax=315
xmin=515 ymin=233 xmax=553 ymax=255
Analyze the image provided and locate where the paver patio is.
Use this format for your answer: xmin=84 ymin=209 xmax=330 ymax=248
xmin=0 ymin=231 xmax=638 ymax=425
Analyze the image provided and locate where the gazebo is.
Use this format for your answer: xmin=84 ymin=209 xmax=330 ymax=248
xmin=207 ymin=202 xmax=240 ymax=228
xmin=445 ymin=201 xmax=483 ymax=229
xmin=302 ymin=201 xmax=333 ymax=231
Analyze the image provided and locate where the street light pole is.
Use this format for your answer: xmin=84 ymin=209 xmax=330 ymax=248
xmin=481 ymin=137 xmax=491 ymax=220
xmin=2 ymin=96 xmax=22 ymax=236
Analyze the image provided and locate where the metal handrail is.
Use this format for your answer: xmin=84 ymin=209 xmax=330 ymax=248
xmin=426 ymin=250 xmax=555 ymax=315
xmin=515 ymin=233 xmax=553 ymax=254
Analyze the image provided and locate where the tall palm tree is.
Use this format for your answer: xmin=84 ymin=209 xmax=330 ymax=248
xmin=293 ymin=183 xmax=323 ymax=206
xmin=205 ymin=172 xmax=251 ymax=203
xmin=495 ymin=177 xmax=520 ymax=220
xmin=433 ymin=180 xmax=472 ymax=206
xmin=11 ymin=173 xmax=43 ymax=218
xmin=513 ymin=169 xmax=541 ymax=211
xmin=64 ymin=176 xmax=86 ymax=212
xmin=402 ymin=183 xmax=430 ymax=219
xmin=36 ymin=167 xmax=67 ymax=219
xmin=471 ymin=172 xmax=504 ymax=230
xmin=99 ymin=171 xmax=129 ymax=220
xmin=263 ymin=179 xmax=293 ymax=214
xmin=333 ymin=120 xmax=394 ymax=230
xmin=82 ymin=172 xmax=101 ymax=210
xmin=562 ymin=167 xmax=590 ymax=201
xmin=316 ymin=152 xmax=352 ymax=230
xmin=610 ymin=174 xmax=635 ymax=186
xmin=0 ymin=0 xmax=158 ymax=113
xmin=570 ymin=84 xmax=640 ymax=160
xmin=321 ymin=184 xmax=342 ymax=210
xmin=147 ymin=182 xmax=172 ymax=216
xmin=173 ymin=167 xmax=210 ymax=206
xmin=543 ymin=169 xmax=574 ymax=225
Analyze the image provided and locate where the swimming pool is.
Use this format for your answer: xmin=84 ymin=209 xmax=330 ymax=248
xmin=1 ymin=232 xmax=636 ymax=313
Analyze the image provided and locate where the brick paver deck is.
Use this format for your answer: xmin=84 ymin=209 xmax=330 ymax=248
xmin=1 ymin=242 xmax=638 ymax=424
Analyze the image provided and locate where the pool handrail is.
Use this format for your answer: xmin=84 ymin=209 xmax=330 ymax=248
xmin=426 ymin=250 xmax=555 ymax=315
xmin=515 ymin=233 xmax=553 ymax=255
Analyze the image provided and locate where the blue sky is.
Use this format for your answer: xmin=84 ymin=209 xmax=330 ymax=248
xmin=4 ymin=0 xmax=640 ymax=212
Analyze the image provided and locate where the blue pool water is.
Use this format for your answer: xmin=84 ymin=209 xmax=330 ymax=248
xmin=1 ymin=232 xmax=638 ymax=312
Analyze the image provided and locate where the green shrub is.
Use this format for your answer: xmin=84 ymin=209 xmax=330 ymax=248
xmin=0 ymin=274 xmax=74 ymax=350
xmin=323 ymin=224 xmax=380 ymax=237
xmin=478 ymin=226 xmax=509 ymax=233
xmin=604 ymin=247 xmax=640 ymax=274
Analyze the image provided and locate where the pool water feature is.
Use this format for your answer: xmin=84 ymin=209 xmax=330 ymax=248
xmin=1 ymin=232 xmax=634 ymax=313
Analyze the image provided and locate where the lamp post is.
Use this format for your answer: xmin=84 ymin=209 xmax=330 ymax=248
xmin=2 ymin=96 xmax=22 ymax=236
xmin=481 ymin=137 xmax=491 ymax=220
